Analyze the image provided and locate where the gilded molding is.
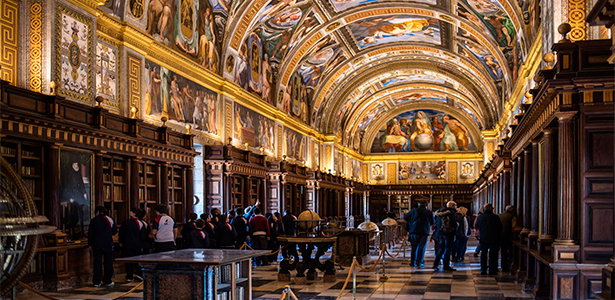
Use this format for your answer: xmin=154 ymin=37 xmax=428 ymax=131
xmin=0 ymin=0 xmax=18 ymax=85
xmin=567 ymin=0 xmax=587 ymax=41
xmin=387 ymin=163 xmax=397 ymax=185
xmin=127 ymin=54 xmax=140 ymax=112
xmin=448 ymin=162 xmax=458 ymax=184
xmin=29 ymin=2 xmax=42 ymax=92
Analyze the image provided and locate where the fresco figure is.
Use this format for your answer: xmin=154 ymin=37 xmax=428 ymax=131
xmin=147 ymin=0 xmax=173 ymax=41
xmin=199 ymin=7 xmax=218 ymax=72
xmin=383 ymin=119 xmax=411 ymax=152
xmin=432 ymin=116 xmax=444 ymax=151
xmin=440 ymin=115 xmax=470 ymax=151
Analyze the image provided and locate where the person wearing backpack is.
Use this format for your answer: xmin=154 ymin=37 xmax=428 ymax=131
xmin=403 ymin=201 xmax=434 ymax=267
xmin=476 ymin=203 xmax=503 ymax=275
xmin=432 ymin=201 xmax=458 ymax=272
xmin=452 ymin=207 xmax=471 ymax=263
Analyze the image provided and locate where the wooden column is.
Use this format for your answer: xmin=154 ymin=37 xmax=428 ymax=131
xmin=503 ymin=168 xmax=511 ymax=208
xmin=515 ymin=155 xmax=524 ymax=233
xmin=186 ymin=166 xmax=194 ymax=216
xmin=129 ymin=158 xmax=140 ymax=209
xmin=511 ymin=159 xmax=517 ymax=209
xmin=539 ymin=127 xmax=557 ymax=252
xmin=387 ymin=194 xmax=391 ymax=212
xmin=554 ymin=113 xmax=577 ymax=245
xmin=45 ymin=143 xmax=61 ymax=227
xmin=160 ymin=162 xmax=169 ymax=207
xmin=521 ymin=148 xmax=532 ymax=237
xmin=530 ymin=140 xmax=540 ymax=242
xmin=94 ymin=151 xmax=104 ymax=208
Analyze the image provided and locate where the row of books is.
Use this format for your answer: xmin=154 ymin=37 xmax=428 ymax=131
xmin=216 ymin=286 xmax=245 ymax=300
xmin=1 ymin=146 xmax=16 ymax=155
xmin=21 ymin=165 xmax=36 ymax=175
xmin=103 ymin=185 xmax=126 ymax=200
xmin=22 ymin=150 xmax=37 ymax=157
xmin=102 ymin=174 xmax=125 ymax=183
xmin=23 ymin=179 xmax=38 ymax=196
xmin=138 ymin=188 xmax=158 ymax=201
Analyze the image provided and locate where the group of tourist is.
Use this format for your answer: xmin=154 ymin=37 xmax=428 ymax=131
xmin=88 ymin=201 xmax=300 ymax=287
xmin=404 ymin=200 xmax=516 ymax=275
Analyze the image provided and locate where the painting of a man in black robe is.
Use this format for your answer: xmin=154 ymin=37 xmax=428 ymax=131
xmin=60 ymin=149 xmax=92 ymax=240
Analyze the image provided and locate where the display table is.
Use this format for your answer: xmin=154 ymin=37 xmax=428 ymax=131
xmin=117 ymin=249 xmax=268 ymax=300
xmin=277 ymin=236 xmax=337 ymax=283
xmin=336 ymin=229 xmax=370 ymax=265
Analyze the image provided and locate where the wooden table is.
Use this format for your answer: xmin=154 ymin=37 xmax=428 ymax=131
xmin=117 ymin=249 xmax=268 ymax=300
xmin=277 ymin=236 xmax=337 ymax=284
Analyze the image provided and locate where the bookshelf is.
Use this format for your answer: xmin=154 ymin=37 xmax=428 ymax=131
xmin=215 ymin=259 xmax=251 ymax=300
xmin=102 ymin=156 xmax=128 ymax=224
xmin=0 ymin=139 xmax=45 ymax=214
xmin=139 ymin=161 xmax=159 ymax=222
xmin=231 ymin=176 xmax=243 ymax=208
xmin=168 ymin=165 xmax=185 ymax=222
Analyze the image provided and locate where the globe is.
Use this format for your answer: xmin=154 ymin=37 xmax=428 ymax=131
xmin=297 ymin=210 xmax=321 ymax=231
xmin=0 ymin=157 xmax=55 ymax=294
xmin=414 ymin=133 xmax=434 ymax=151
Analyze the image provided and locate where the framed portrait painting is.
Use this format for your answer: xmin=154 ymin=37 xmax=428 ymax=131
xmin=59 ymin=148 xmax=93 ymax=241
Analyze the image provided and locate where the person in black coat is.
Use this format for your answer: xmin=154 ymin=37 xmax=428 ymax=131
xmin=476 ymin=203 xmax=503 ymax=275
xmin=191 ymin=220 xmax=211 ymax=248
xmin=432 ymin=201 xmax=458 ymax=272
xmin=267 ymin=213 xmax=280 ymax=262
xmin=282 ymin=210 xmax=297 ymax=236
xmin=217 ymin=215 xmax=237 ymax=248
xmin=204 ymin=214 xmax=218 ymax=248
xmin=231 ymin=207 xmax=248 ymax=249
xmin=403 ymin=201 xmax=434 ymax=267
xmin=88 ymin=206 xmax=118 ymax=287
xmin=119 ymin=207 xmax=146 ymax=282
xmin=499 ymin=205 xmax=516 ymax=272
xmin=181 ymin=213 xmax=198 ymax=248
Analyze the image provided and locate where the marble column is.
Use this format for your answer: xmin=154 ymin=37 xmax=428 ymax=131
xmin=538 ymin=128 xmax=557 ymax=252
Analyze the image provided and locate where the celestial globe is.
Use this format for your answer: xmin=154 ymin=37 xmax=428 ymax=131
xmin=414 ymin=133 xmax=434 ymax=151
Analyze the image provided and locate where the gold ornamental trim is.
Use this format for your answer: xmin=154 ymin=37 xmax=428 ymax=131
xmin=0 ymin=0 xmax=19 ymax=85
xmin=29 ymin=2 xmax=43 ymax=92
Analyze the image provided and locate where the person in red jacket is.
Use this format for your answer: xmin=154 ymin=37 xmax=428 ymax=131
xmin=248 ymin=207 xmax=270 ymax=266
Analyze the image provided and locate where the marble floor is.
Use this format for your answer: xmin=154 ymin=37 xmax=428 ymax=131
xmin=16 ymin=239 xmax=530 ymax=300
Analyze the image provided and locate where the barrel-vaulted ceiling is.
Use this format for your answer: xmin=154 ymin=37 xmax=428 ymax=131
xmin=221 ymin=0 xmax=530 ymax=152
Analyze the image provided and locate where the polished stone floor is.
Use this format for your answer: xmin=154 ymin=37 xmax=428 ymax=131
xmin=17 ymin=239 xmax=530 ymax=300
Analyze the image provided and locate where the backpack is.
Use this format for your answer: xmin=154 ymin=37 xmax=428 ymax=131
xmin=440 ymin=211 xmax=456 ymax=234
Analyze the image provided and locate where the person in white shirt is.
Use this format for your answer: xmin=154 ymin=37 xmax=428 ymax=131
xmin=150 ymin=205 xmax=178 ymax=253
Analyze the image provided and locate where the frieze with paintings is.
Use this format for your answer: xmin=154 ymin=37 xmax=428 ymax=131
xmin=457 ymin=30 xmax=503 ymax=80
xmin=59 ymin=149 xmax=93 ymax=241
xmin=460 ymin=161 xmax=475 ymax=179
xmin=328 ymin=0 xmax=437 ymax=11
xmin=370 ymin=109 xmax=477 ymax=153
xmin=145 ymin=0 xmax=220 ymax=73
xmin=284 ymin=128 xmax=307 ymax=162
xmin=102 ymin=0 xmax=124 ymax=18
xmin=349 ymin=15 xmax=441 ymax=49
xmin=398 ymin=161 xmax=446 ymax=181
xmin=233 ymin=103 xmax=275 ymax=153
xmin=381 ymin=73 xmax=446 ymax=87
xmin=58 ymin=9 xmax=91 ymax=101
xmin=95 ymin=42 xmax=118 ymax=105
xmin=144 ymin=60 xmax=218 ymax=135
xmin=392 ymin=92 xmax=448 ymax=105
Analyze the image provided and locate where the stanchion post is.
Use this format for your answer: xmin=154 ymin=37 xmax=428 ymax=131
xmin=402 ymin=239 xmax=408 ymax=265
xmin=285 ymin=286 xmax=291 ymax=300
xmin=379 ymin=244 xmax=388 ymax=282
xmin=352 ymin=256 xmax=357 ymax=300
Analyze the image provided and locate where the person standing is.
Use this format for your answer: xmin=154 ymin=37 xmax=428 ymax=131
xmin=181 ymin=213 xmax=198 ymax=248
xmin=267 ymin=213 xmax=280 ymax=263
xmin=232 ymin=207 xmax=248 ymax=249
xmin=453 ymin=207 xmax=471 ymax=263
xmin=476 ymin=203 xmax=503 ymax=275
xmin=138 ymin=209 xmax=152 ymax=254
xmin=151 ymin=205 xmax=178 ymax=253
xmin=403 ymin=201 xmax=434 ymax=267
xmin=249 ymin=207 xmax=270 ymax=266
xmin=191 ymin=219 xmax=211 ymax=248
xmin=499 ymin=205 xmax=516 ymax=272
xmin=217 ymin=215 xmax=237 ymax=249
xmin=473 ymin=210 xmax=483 ymax=257
xmin=282 ymin=209 xmax=297 ymax=236
xmin=204 ymin=214 xmax=218 ymax=248
xmin=432 ymin=201 xmax=458 ymax=272
xmin=119 ymin=207 xmax=146 ymax=282
xmin=88 ymin=206 xmax=117 ymax=287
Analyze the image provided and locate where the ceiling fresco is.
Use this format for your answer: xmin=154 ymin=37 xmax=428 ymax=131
xmin=213 ymin=0 xmax=536 ymax=154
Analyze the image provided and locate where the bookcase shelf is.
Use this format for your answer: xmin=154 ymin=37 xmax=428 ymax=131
xmin=102 ymin=156 xmax=128 ymax=224
xmin=214 ymin=259 xmax=251 ymax=300
xmin=1 ymin=139 xmax=45 ymax=215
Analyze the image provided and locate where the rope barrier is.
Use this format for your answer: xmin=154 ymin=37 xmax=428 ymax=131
xmin=241 ymin=242 xmax=285 ymax=256
xmin=111 ymin=282 xmax=144 ymax=300
xmin=384 ymin=239 xmax=406 ymax=258
xmin=335 ymin=260 xmax=356 ymax=300
xmin=17 ymin=282 xmax=61 ymax=300
xmin=355 ymin=244 xmax=386 ymax=272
